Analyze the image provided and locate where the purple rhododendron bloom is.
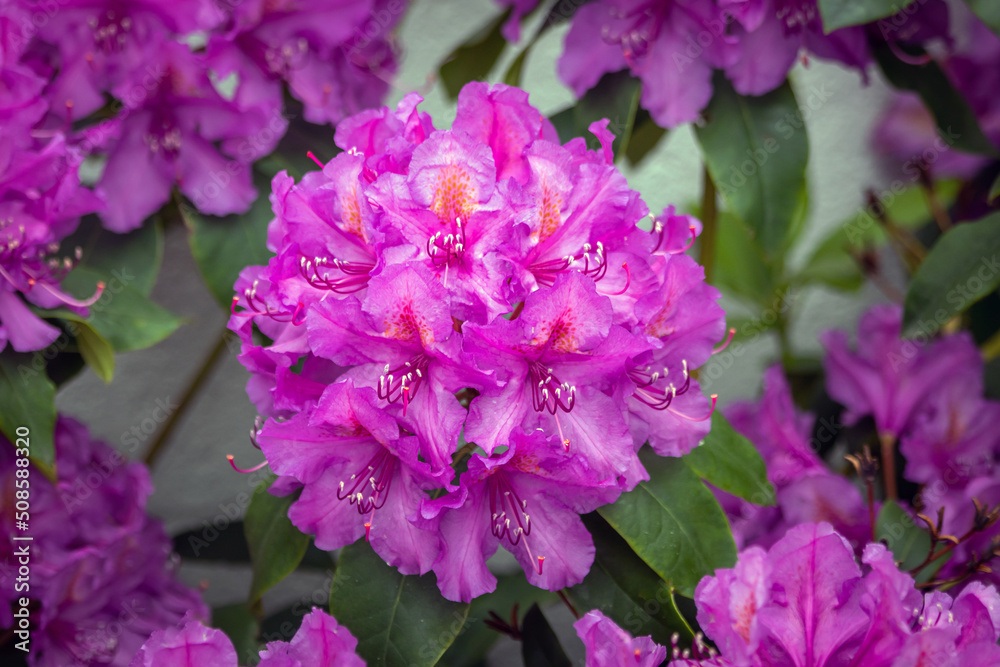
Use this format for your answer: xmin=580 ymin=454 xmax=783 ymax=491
xmin=257 ymin=380 xmax=442 ymax=575
xmin=421 ymin=430 xmax=619 ymax=602
xmin=555 ymin=0 xmax=869 ymax=128
xmin=18 ymin=0 xmax=215 ymax=121
xmin=129 ymin=608 xmax=363 ymax=666
xmin=672 ymin=522 xmax=1000 ymax=666
xmin=0 ymin=417 xmax=206 ymax=666
xmin=0 ymin=135 xmax=104 ymax=352
xmin=207 ymin=0 xmax=404 ymax=126
xmin=716 ymin=366 xmax=870 ymax=550
xmin=83 ymin=40 xmax=282 ymax=232
xmin=230 ymin=81 xmax=726 ymax=602
xmin=821 ymin=304 xmax=982 ymax=439
xmin=575 ymin=609 xmax=667 ymax=666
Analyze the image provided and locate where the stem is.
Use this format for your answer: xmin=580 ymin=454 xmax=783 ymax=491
xmin=557 ymin=589 xmax=580 ymax=619
xmin=880 ymin=432 xmax=897 ymax=501
xmin=699 ymin=165 xmax=718 ymax=284
xmin=918 ymin=166 xmax=952 ymax=232
xmin=921 ymin=184 xmax=952 ymax=233
xmin=144 ymin=325 xmax=232 ymax=467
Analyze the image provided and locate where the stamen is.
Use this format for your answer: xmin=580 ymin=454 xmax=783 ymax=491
xmin=668 ymin=225 xmax=698 ymax=255
xmin=669 ymin=394 xmax=717 ymax=422
xmin=712 ymin=327 xmax=736 ymax=354
xmin=299 ymin=255 xmax=374 ymax=294
xmin=307 ymin=151 xmax=325 ymax=168
xmin=226 ymin=454 xmax=268 ymax=473
xmin=597 ymin=262 xmax=631 ymax=296
xmin=30 ymin=279 xmax=105 ymax=307
xmin=553 ymin=412 xmax=570 ymax=451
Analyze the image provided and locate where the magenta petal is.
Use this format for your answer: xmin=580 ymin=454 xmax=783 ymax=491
xmin=756 ymin=523 xmax=868 ymax=665
xmin=556 ymin=3 xmax=628 ymax=97
xmin=258 ymin=608 xmax=363 ymax=667
xmin=129 ymin=619 xmax=238 ymax=667
xmin=0 ymin=289 xmax=61 ymax=352
xmin=574 ymin=610 xmax=667 ymax=667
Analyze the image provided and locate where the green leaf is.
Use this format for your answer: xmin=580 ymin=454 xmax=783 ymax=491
xmin=182 ymin=170 xmax=274 ymax=309
xmin=712 ymin=211 xmax=779 ymax=306
xmin=685 ymin=412 xmax=775 ymax=506
xmin=244 ymin=479 xmax=310 ymax=604
xmin=212 ymin=603 xmax=260 ymax=666
xmin=817 ymin=0 xmax=917 ymax=31
xmin=60 ymin=214 xmax=164 ymax=297
xmin=74 ymin=320 xmax=115 ymax=383
xmin=875 ymin=500 xmax=948 ymax=581
xmin=521 ymin=604 xmax=571 ymax=667
xmin=0 ymin=351 xmax=56 ymax=479
xmin=902 ymin=212 xmax=1000 ymax=337
xmin=439 ymin=573 xmax=553 ymax=667
xmin=548 ymin=70 xmax=642 ymax=161
xmin=329 ymin=541 xmax=470 ymax=666
xmin=962 ymin=0 xmax=1000 ymax=37
xmin=439 ymin=10 xmax=510 ymax=100
xmin=59 ymin=267 xmax=182 ymax=352
xmin=694 ymin=74 xmax=809 ymax=256
xmin=624 ymin=112 xmax=668 ymax=167
xmin=872 ymin=41 xmax=997 ymax=157
xmin=568 ymin=514 xmax=694 ymax=647
xmin=598 ymin=450 xmax=737 ymax=597
xmin=989 ymin=172 xmax=1000 ymax=204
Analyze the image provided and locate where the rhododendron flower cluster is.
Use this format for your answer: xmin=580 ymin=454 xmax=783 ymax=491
xmin=671 ymin=522 xmax=1000 ymax=666
xmin=0 ymin=3 xmax=106 ymax=352
xmin=129 ymin=608 xmax=362 ymax=667
xmin=822 ymin=304 xmax=1000 ymax=589
xmin=499 ymin=0 xmax=876 ymax=128
xmin=0 ymin=417 xmax=206 ymax=667
xmin=1 ymin=0 xmax=408 ymax=233
xmin=229 ymin=81 xmax=727 ymax=602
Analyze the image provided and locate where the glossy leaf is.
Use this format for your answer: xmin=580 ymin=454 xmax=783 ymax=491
xmin=182 ymin=170 xmax=274 ymax=309
xmin=902 ymin=212 xmax=1000 ymax=337
xmin=521 ymin=604 xmax=571 ymax=667
xmin=598 ymin=450 xmax=737 ymax=597
xmin=439 ymin=573 xmax=553 ymax=667
xmin=549 ymin=70 xmax=642 ymax=161
xmin=817 ymin=0 xmax=917 ymax=31
xmin=0 ymin=351 xmax=56 ymax=479
xmin=624 ymin=112 xmax=668 ymax=167
xmin=963 ymin=0 xmax=1000 ymax=37
xmin=685 ymin=412 xmax=775 ymax=506
xmin=59 ymin=267 xmax=181 ymax=352
xmin=245 ymin=479 xmax=309 ymax=604
xmin=695 ymin=75 xmax=809 ymax=256
xmin=329 ymin=542 xmax=470 ymax=667
xmin=873 ymin=40 xmax=997 ymax=157
xmin=875 ymin=500 xmax=948 ymax=581
xmin=439 ymin=10 xmax=509 ymax=100
xmin=212 ymin=603 xmax=260 ymax=666
xmin=74 ymin=320 xmax=114 ymax=383
xmin=568 ymin=514 xmax=694 ymax=647
xmin=712 ymin=211 xmax=778 ymax=306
